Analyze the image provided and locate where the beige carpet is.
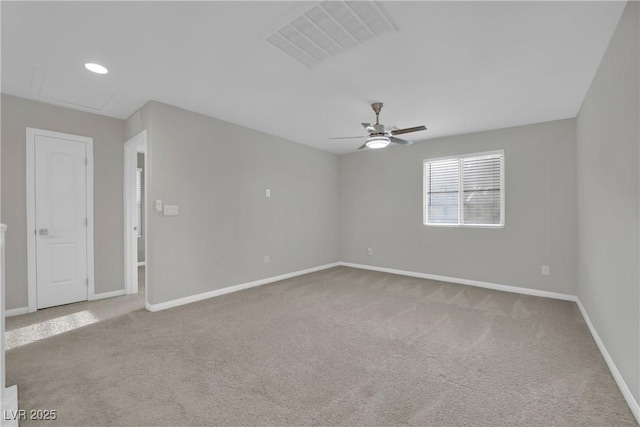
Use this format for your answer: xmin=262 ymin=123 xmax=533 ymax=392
xmin=5 ymin=267 xmax=145 ymax=350
xmin=5 ymin=266 xmax=636 ymax=426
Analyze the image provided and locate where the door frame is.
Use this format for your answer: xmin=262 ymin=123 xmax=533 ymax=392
xmin=124 ymin=130 xmax=147 ymax=296
xmin=26 ymin=127 xmax=95 ymax=313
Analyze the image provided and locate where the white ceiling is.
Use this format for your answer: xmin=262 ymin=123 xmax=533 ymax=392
xmin=1 ymin=1 xmax=626 ymax=154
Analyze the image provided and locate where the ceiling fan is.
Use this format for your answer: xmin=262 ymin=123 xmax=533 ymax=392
xmin=331 ymin=102 xmax=427 ymax=149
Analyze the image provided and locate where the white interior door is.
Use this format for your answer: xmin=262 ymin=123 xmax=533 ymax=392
xmin=34 ymin=134 xmax=88 ymax=309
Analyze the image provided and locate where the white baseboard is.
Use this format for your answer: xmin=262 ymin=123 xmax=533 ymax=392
xmin=576 ymin=299 xmax=640 ymax=423
xmin=146 ymin=262 xmax=340 ymax=312
xmin=338 ymin=262 xmax=577 ymax=302
xmin=2 ymin=385 xmax=19 ymax=427
xmin=90 ymin=289 xmax=126 ymax=301
xmin=5 ymin=306 xmax=28 ymax=317
xmin=137 ymin=262 xmax=146 ymax=266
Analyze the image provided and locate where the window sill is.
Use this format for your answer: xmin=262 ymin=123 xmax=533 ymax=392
xmin=424 ymin=223 xmax=505 ymax=229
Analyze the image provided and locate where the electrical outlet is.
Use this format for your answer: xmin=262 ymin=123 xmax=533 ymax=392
xmin=367 ymin=247 xmax=373 ymax=256
xmin=264 ymin=255 xmax=270 ymax=264
xmin=541 ymin=265 xmax=550 ymax=275
xmin=266 ymin=189 xmax=271 ymax=198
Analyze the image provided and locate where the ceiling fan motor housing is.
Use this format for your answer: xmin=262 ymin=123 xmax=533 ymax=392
xmin=372 ymin=123 xmax=385 ymax=133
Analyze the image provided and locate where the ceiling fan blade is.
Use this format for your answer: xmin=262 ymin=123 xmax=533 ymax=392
xmin=390 ymin=125 xmax=427 ymax=135
xmin=357 ymin=143 xmax=368 ymax=149
xmin=362 ymin=123 xmax=377 ymax=133
xmin=329 ymin=136 xmax=366 ymax=140
xmin=390 ymin=136 xmax=414 ymax=145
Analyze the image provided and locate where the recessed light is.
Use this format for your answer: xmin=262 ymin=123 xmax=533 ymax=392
xmin=84 ymin=63 xmax=108 ymax=74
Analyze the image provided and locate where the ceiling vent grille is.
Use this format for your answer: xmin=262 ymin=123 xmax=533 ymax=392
xmin=266 ymin=1 xmax=398 ymax=67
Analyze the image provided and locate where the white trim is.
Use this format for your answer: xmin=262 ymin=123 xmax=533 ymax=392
xmin=146 ymin=263 xmax=339 ymax=312
xmin=26 ymin=130 xmax=36 ymax=312
xmin=338 ymin=262 xmax=577 ymax=301
xmin=424 ymin=149 xmax=505 ymax=164
xmin=90 ymin=289 xmax=126 ymax=301
xmin=423 ymin=223 xmax=505 ymax=229
xmin=137 ymin=262 xmax=146 ymax=267
xmin=5 ymin=307 xmax=29 ymax=318
xmin=136 ymin=167 xmax=143 ymax=238
xmin=124 ymin=130 xmax=147 ymax=297
xmin=576 ymin=298 xmax=640 ymax=423
xmin=26 ymin=128 xmax=95 ymax=313
xmin=86 ymin=138 xmax=95 ymax=301
xmin=2 ymin=385 xmax=19 ymax=427
xmin=143 ymin=139 xmax=148 ymax=304
xmin=1 ymin=225 xmax=7 ymax=400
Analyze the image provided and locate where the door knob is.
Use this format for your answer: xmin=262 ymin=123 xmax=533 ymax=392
xmin=38 ymin=228 xmax=49 ymax=236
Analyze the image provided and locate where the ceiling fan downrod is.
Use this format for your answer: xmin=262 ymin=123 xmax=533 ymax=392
xmin=371 ymin=102 xmax=383 ymax=125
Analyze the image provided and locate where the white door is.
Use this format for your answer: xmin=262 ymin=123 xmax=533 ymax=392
xmin=34 ymin=134 xmax=88 ymax=309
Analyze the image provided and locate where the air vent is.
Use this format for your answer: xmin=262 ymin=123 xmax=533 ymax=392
xmin=266 ymin=1 xmax=398 ymax=67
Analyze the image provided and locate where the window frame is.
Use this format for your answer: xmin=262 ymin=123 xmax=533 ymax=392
xmin=423 ymin=149 xmax=505 ymax=228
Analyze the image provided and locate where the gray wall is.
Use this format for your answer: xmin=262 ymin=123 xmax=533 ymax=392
xmin=137 ymin=152 xmax=145 ymax=263
xmin=339 ymin=119 xmax=577 ymax=295
xmin=1 ymin=94 xmax=126 ymax=309
xmin=576 ymin=1 xmax=639 ymax=404
xmin=139 ymin=101 xmax=339 ymax=305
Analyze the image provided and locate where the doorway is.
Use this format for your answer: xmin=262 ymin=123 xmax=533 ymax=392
xmin=26 ymin=128 xmax=95 ymax=311
xmin=124 ymin=130 xmax=147 ymax=303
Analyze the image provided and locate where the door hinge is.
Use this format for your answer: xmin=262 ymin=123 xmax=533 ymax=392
xmin=85 ymin=157 xmax=88 ymax=166
xmin=84 ymin=218 xmax=88 ymax=226
xmin=86 ymin=278 xmax=89 ymax=286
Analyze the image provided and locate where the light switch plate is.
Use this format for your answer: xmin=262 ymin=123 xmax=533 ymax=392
xmin=163 ymin=205 xmax=179 ymax=216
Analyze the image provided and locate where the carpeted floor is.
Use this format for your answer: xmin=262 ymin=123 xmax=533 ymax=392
xmin=5 ymin=266 xmax=637 ymax=426
xmin=5 ymin=267 xmax=145 ymax=350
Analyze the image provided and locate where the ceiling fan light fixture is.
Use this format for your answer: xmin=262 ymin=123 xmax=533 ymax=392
xmin=84 ymin=62 xmax=108 ymax=74
xmin=365 ymin=136 xmax=390 ymax=149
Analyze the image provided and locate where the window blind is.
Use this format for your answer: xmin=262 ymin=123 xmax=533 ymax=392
xmin=462 ymin=156 xmax=502 ymax=225
xmin=425 ymin=158 xmax=459 ymax=224
xmin=424 ymin=151 xmax=504 ymax=226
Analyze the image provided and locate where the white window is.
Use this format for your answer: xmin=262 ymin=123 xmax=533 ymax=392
xmin=136 ymin=168 xmax=142 ymax=237
xmin=424 ymin=150 xmax=504 ymax=227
